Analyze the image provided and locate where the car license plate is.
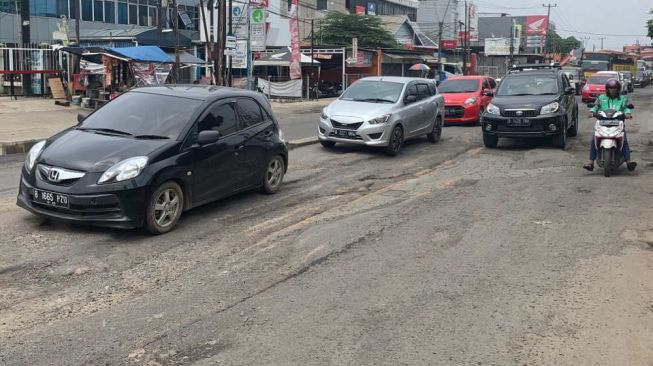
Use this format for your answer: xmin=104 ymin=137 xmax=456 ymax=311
xmin=333 ymin=129 xmax=358 ymax=138
xmin=507 ymin=118 xmax=531 ymax=127
xmin=33 ymin=189 xmax=69 ymax=208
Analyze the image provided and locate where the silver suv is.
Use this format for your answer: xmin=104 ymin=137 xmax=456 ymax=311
xmin=318 ymin=77 xmax=445 ymax=155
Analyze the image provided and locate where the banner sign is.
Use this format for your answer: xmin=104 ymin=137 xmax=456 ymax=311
xmin=288 ymin=0 xmax=301 ymax=79
xmin=526 ymin=15 xmax=548 ymax=36
xmin=484 ymin=37 xmax=520 ymax=56
xmin=250 ymin=7 xmax=266 ymax=51
xmin=258 ymin=78 xmax=302 ymax=97
xmin=440 ymin=40 xmax=457 ymax=50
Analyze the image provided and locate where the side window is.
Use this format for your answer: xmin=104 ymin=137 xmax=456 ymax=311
xmin=236 ymin=98 xmax=265 ymax=129
xmin=488 ymin=78 xmax=497 ymax=89
xmin=562 ymin=74 xmax=570 ymax=89
xmin=407 ymin=84 xmax=418 ymax=96
xmin=427 ymin=82 xmax=437 ymax=95
xmin=482 ymin=79 xmax=491 ymax=90
xmin=198 ymin=103 xmax=239 ymax=136
xmin=417 ymin=84 xmax=430 ymax=100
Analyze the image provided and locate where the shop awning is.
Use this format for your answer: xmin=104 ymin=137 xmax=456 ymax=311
xmin=254 ymin=47 xmax=320 ymax=66
xmin=109 ymin=46 xmax=172 ymax=63
xmin=166 ymin=51 xmax=207 ymax=65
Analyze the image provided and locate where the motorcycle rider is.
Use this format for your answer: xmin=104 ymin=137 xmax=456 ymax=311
xmin=583 ymin=78 xmax=637 ymax=171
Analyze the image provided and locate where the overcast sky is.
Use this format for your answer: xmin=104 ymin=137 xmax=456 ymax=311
xmin=474 ymin=0 xmax=651 ymax=50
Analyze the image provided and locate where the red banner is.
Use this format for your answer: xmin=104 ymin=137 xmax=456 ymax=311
xmin=525 ymin=15 xmax=548 ymax=36
xmin=440 ymin=40 xmax=457 ymax=50
xmin=288 ymin=0 xmax=301 ymax=80
xmin=355 ymin=5 xmax=365 ymax=14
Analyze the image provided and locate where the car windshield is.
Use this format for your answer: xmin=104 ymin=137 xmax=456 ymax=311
xmin=587 ymin=75 xmax=611 ymax=84
xmin=438 ymin=79 xmax=480 ymax=93
xmin=79 ymin=92 xmax=201 ymax=139
xmin=340 ymin=81 xmax=404 ymax=103
xmin=496 ymin=75 xmax=559 ymax=96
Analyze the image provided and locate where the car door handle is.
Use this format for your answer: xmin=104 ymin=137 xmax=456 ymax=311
xmin=235 ymin=145 xmax=245 ymax=151
xmin=263 ymin=130 xmax=274 ymax=138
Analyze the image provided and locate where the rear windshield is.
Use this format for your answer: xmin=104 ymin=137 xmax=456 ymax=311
xmin=587 ymin=75 xmax=611 ymax=84
xmin=438 ymin=79 xmax=480 ymax=93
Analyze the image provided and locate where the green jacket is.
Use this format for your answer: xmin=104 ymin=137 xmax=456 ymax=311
xmin=590 ymin=94 xmax=631 ymax=115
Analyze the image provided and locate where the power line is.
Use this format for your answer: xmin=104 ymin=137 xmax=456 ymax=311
xmin=555 ymin=28 xmax=647 ymax=38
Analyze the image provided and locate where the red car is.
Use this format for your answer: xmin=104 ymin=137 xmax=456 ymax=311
xmin=582 ymin=74 xmax=612 ymax=103
xmin=439 ymin=76 xmax=497 ymax=124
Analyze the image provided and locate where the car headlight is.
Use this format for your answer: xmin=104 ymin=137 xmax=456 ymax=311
xmin=25 ymin=140 xmax=46 ymax=172
xmin=464 ymin=97 xmax=477 ymax=106
xmin=541 ymin=102 xmax=560 ymax=115
xmin=321 ymin=109 xmax=329 ymax=120
xmin=98 ymin=156 xmax=148 ymax=184
xmin=486 ymin=103 xmax=500 ymax=115
xmin=369 ymin=114 xmax=391 ymax=124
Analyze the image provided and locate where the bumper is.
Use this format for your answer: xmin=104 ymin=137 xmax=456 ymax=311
xmin=317 ymin=118 xmax=391 ymax=147
xmin=16 ymin=177 xmax=147 ymax=229
xmin=444 ymin=104 xmax=480 ymax=123
xmin=581 ymin=92 xmax=600 ymax=102
xmin=482 ymin=114 xmax=565 ymax=138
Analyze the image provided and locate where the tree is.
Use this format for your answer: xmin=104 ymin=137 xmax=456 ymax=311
xmin=314 ymin=12 xmax=399 ymax=48
xmin=545 ymin=31 xmax=581 ymax=54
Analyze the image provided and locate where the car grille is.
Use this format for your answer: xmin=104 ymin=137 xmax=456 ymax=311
xmin=503 ymin=110 xmax=539 ymax=118
xmin=31 ymin=201 xmax=121 ymax=217
xmin=494 ymin=117 xmax=560 ymax=132
xmin=445 ymin=106 xmax=465 ymax=118
xmin=37 ymin=164 xmax=85 ymax=186
xmin=330 ymin=119 xmax=363 ymax=130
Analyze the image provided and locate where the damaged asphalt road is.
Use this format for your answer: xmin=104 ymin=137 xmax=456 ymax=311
xmin=1 ymin=91 xmax=653 ymax=365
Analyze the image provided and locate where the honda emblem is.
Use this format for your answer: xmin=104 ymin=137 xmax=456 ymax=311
xmin=48 ymin=169 xmax=61 ymax=183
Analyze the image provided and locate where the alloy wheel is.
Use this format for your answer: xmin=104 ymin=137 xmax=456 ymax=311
xmin=153 ymin=188 xmax=180 ymax=228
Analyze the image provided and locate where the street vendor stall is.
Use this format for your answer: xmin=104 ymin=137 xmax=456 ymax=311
xmin=254 ymin=47 xmax=320 ymax=98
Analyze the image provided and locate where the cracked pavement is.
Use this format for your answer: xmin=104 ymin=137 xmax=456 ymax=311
xmin=1 ymin=91 xmax=653 ymax=365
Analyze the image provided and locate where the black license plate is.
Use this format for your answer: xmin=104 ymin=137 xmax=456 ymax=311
xmin=333 ymin=129 xmax=358 ymax=138
xmin=33 ymin=189 xmax=69 ymax=208
xmin=507 ymin=118 xmax=531 ymax=127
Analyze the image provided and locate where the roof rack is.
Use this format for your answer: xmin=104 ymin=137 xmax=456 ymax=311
xmin=508 ymin=62 xmax=562 ymax=73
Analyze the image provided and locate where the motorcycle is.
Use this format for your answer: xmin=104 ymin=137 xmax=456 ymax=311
xmin=587 ymin=103 xmax=635 ymax=177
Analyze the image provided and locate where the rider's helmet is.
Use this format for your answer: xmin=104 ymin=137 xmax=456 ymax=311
xmin=605 ymin=78 xmax=621 ymax=98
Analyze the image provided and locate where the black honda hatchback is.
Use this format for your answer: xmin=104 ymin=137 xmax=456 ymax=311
xmin=17 ymin=86 xmax=288 ymax=234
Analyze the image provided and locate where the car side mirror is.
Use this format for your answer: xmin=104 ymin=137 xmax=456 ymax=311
xmin=197 ymin=130 xmax=220 ymax=145
xmin=482 ymin=89 xmax=494 ymax=97
xmin=627 ymin=104 xmax=635 ymax=110
xmin=565 ymin=87 xmax=575 ymax=95
xmin=404 ymin=94 xmax=418 ymax=104
xmin=587 ymin=103 xmax=595 ymax=109
xmin=77 ymin=112 xmax=89 ymax=124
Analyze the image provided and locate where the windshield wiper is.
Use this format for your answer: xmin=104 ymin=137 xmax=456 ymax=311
xmin=356 ymin=98 xmax=395 ymax=103
xmin=77 ymin=127 xmax=132 ymax=136
xmin=134 ymin=134 xmax=170 ymax=140
xmin=505 ymin=93 xmax=535 ymax=96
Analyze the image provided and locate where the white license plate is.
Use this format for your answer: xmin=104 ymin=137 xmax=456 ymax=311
xmin=599 ymin=120 xmax=620 ymax=127
xmin=333 ymin=129 xmax=358 ymax=138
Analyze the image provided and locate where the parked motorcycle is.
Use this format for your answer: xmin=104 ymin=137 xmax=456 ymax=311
xmin=588 ymin=103 xmax=635 ymax=177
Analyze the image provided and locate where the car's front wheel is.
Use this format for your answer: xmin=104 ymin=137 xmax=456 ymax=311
xmin=261 ymin=155 xmax=285 ymax=194
xmin=483 ymin=133 xmax=498 ymax=148
xmin=385 ymin=125 xmax=404 ymax=156
xmin=145 ymin=181 xmax=184 ymax=235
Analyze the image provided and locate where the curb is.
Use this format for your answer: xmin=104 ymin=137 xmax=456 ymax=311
xmin=287 ymin=137 xmax=319 ymax=150
xmin=0 ymin=139 xmax=41 ymax=156
xmin=1 ymin=137 xmax=321 ymax=156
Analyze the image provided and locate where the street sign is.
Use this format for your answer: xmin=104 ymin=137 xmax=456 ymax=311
xmin=225 ymin=34 xmax=237 ymax=56
xmin=229 ymin=3 xmax=249 ymax=39
xmin=250 ymin=8 xmax=266 ymax=51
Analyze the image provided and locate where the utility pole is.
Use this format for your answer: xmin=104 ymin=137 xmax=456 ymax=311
xmin=217 ymin=0 xmax=226 ymax=85
xmin=198 ymin=0 xmax=211 ymax=83
xmin=172 ymin=0 xmax=180 ymax=82
xmin=509 ymin=18 xmax=515 ymax=66
xmin=580 ymin=36 xmax=590 ymax=50
xmin=20 ymin=0 xmax=31 ymax=95
xmin=437 ymin=21 xmax=444 ymax=76
xmin=228 ymin=0 xmax=233 ymax=86
xmin=542 ymin=3 xmax=556 ymax=56
xmin=598 ymin=36 xmax=606 ymax=50
xmin=464 ymin=0 xmax=469 ymax=75
xmin=311 ymin=18 xmax=316 ymax=100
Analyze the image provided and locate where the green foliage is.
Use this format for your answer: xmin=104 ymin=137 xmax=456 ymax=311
xmin=648 ymin=9 xmax=653 ymax=39
xmin=545 ymin=31 xmax=581 ymax=54
xmin=313 ymin=12 xmax=400 ymax=48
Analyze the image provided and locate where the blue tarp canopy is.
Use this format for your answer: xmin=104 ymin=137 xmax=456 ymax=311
xmin=109 ymin=46 xmax=172 ymax=63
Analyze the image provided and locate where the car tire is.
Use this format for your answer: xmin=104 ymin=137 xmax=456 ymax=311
xmin=320 ymin=140 xmax=336 ymax=149
xmin=567 ymin=110 xmax=578 ymax=137
xmin=427 ymin=116 xmax=442 ymax=143
xmin=261 ymin=155 xmax=285 ymax=194
xmin=483 ymin=133 xmax=498 ymax=148
xmin=145 ymin=181 xmax=184 ymax=235
xmin=385 ymin=125 xmax=404 ymax=156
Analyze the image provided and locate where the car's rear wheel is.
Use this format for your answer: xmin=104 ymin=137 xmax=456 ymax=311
xmin=483 ymin=133 xmax=498 ymax=148
xmin=320 ymin=140 xmax=336 ymax=149
xmin=145 ymin=181 xmax=184 ymax=235
xmin=261 ymin=155 xmax=285 ymax=194
xmin=385 ymin=125 xmax=404 ymax=156
xmin=427 ymin=117 xmax=442 ymax=143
